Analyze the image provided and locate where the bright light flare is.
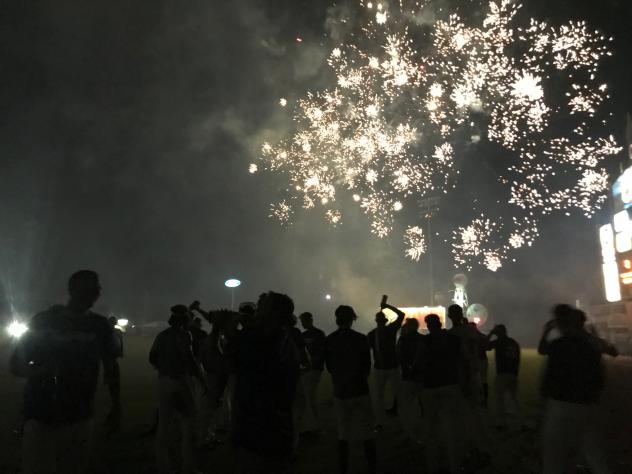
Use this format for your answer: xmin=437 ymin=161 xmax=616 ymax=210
xmin=7 ymin=321 xmax=28 ymax=339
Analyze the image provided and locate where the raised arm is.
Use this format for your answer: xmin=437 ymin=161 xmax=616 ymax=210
xmin=190 ymin=300 xmax=213 ymax=324
xmin=538 ymin=320 xmax=556 ymax=355
xmin=382 ymin=302 xmax=405 ymax=328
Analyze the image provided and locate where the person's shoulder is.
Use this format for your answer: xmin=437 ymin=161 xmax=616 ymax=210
xmin=87 ymin=311 xmax=110 ymax=325
xmin=29 ymin=304 xmax=66 ymax=326
xmin=87 ymin=312 xmax=115 ymax=333
xmin=351 ymin=329 xmax=368 ymax=340
xmin=156 ymin=327 xmax=173 ymax=339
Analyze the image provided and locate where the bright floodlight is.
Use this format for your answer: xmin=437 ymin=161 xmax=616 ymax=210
xmin=325 ymin=294 xmax=332 ymax=300
xmin=225 ymin=279 xmax=241 ymax=288
xmin=7 ymin=321 xmax=28 ymax=339
xmin=117 ymin=319 xmax=129 ymax=328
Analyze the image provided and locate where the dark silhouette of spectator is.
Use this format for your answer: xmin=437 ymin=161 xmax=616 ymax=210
xmin=576 ymin=309 xmax=619 ymax=357
xmin=233 ymin=292 xmax=300 ymax=474
xmin=288 ymin=314 xmax=311 ymax=370
xmin=325 ymin=305 xmax=377 ymax=474
xmin=238 ymin=301 xmax=257 ymax=330
xmin=190 ymin=302 xmax=235 ymax=445
xmin=471 ymin=322 xmax=489 ymax=407
xmin=10 ymin=270 xmax=121 ymax=474
xmin=298 ymin=311 xmax=326 ymax=434
xmin=108 ymin=316 xmax=124 ymax=359
xmin=367 ymin=299 xmax=405 ymax=428
xmin=486 ymin=324 xmax=521 ymax=429
xmin=286 ymin=314 xmax=310 ymax=449
xmin=418 ymin=314 xmax=462 ymax=473
xmin=397 ymin=317 xmax=424 ymax=444
xmin=149 ymin=305 xmax=206 ymax=474
xmin=447 ymin=305 xmax=489 ymax=462
xmin=447 ymin=305 xmax=482 ymax=404
xmin=539 ymin=305 xmax=616 ymax=474
xmin=189 ymin=316 xmax=208 ymax=362
xmin=186 ymin=315 xmax=209 ymax=445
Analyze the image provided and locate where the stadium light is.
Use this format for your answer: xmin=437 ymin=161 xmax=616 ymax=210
xmin=7 ymin=321 xmax=28 ymax=339
xmin=224 ymin=279 xmax=241 ymax=288
xmin=224 ymin=278 xmax=241 ymax=310
xmin=117 ymin=318 xmax=129 ymax=328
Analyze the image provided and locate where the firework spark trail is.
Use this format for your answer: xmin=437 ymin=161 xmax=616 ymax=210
xmin=255 ymin=0 xmax=621 ymax=271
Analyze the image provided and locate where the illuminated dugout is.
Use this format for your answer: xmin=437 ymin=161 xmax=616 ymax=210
xmin=382 ymin=306 xmax=446 ymax=331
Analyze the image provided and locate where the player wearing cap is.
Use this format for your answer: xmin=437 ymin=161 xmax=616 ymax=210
xmin=150 ymin=305 xmax=206 ymax=474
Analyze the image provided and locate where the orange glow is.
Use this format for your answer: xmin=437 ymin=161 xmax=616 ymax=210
xmin=620 ymin=271 xmax=632 ymax=285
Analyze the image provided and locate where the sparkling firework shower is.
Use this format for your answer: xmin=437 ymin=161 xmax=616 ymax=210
xmin=254 ymin=0 xmax=621 ymax=271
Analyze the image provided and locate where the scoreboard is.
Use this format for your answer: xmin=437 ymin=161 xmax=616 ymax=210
xmin=601 ymin=164 xmax=632 ymax=302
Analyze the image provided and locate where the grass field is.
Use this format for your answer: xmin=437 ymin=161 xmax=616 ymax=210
xmin=0 ymin=335 xmax=630 ymax=474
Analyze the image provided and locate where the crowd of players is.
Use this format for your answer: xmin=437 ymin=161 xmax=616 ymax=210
xmin=8 ymin=270 xmax=619 ymax=474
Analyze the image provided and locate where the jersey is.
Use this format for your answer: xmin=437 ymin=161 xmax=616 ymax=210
xmin=11 ymin=305 xmax=118 ymax=423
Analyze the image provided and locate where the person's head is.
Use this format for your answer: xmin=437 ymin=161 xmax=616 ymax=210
xmin=239 ymin=302 xmax=256 ymax=317
xmin=402 ymin=318 xmax=419 ymax=335
xmin=572 ymin=309 xmax=587 ymax=330
xmin=257 ymin=291 xmax=295 ymax=331
xmin=425 ymin=314 xmax=442 ymax=333
xmin=68 ymin=270 xmax=101 ymax=310
xmin=299 ymin=312 xmax=314 ymax=330
xmin=108 ymin=316 xmax=117 ymax=327
xmin=335 ymin=305 xmax=357 ymax=328
xmin=552 ymin=304 xmax=577 ymax=335
xmin=238 ymin=302 xmax=256 ymax=328
xmin=447 ymin=304 xmax=464 ymax=326
xmin=375 ymin=311 xmax=388 ymax=328
xmin=495 ymin=324 xmax=507 ymax=338
xmin=169 ymin=304 xmax=190 ymax=328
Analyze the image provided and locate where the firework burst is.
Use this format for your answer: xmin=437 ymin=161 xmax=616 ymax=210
xmin=254 ymin=0 xmax=621 ymax=271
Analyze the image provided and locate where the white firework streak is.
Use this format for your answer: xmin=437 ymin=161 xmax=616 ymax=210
xmin=256 ymin=0 xmax=620 ymax=270
xmin=404 ymin=226 xmax=426 ymax=261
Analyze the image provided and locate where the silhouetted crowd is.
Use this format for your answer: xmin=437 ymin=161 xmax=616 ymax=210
xmin=9 ymin=270 xmax=620 ymax=474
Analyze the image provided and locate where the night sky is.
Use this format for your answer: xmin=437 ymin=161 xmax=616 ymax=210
xmin=1 ymin=0 xmax=631 ymax=342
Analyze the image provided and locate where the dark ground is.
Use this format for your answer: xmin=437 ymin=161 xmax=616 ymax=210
xmin=0 ymin=336 xmax=630 ymax=474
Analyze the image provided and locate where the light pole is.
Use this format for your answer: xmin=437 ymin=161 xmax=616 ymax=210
xmin=224 ymin=278 xmax=241 ymax=310
xmin=418 ymin=196 xmax=441 ymax=305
